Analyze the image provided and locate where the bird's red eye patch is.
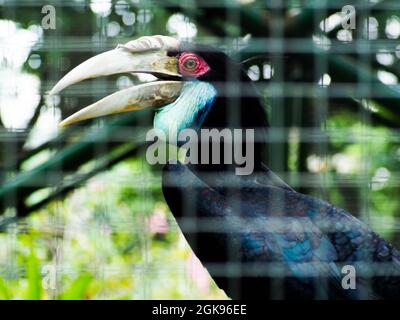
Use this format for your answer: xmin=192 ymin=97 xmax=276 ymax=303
xmin=178 ymin=52 xmax=210 ymax=77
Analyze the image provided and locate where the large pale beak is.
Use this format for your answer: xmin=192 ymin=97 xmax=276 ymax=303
xmin=49 ymin=35 xmax=182 ymax=127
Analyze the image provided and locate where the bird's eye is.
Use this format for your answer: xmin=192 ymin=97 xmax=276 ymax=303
xmin=179 ymin=52 xmax=210 ymax=77
xmin=183 ymin=58 xmax=198 ymax=70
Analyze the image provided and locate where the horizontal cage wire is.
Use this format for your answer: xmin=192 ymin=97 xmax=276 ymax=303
xmin=0 ymin=0 xmax=399 ymax=300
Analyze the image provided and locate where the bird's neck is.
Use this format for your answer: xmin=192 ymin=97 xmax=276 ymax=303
xmin=187 ymin=93 xmax=268 ymax=176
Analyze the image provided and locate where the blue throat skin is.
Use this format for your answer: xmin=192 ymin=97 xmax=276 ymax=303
xmin=153 ymin=80 xmax=217 ymax=143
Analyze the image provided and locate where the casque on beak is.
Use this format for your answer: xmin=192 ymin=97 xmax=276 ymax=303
xmin=49 ymin=35 xmax=183 ymax=127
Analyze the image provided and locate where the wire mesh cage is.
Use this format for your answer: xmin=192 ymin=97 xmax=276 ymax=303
xmin=0 ymin=0 xmax=400 ymax=300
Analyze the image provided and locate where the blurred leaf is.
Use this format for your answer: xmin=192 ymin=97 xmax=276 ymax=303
xmin=25 ymin=251 xmax=42 ymax=300
xmin=60 ymin=273 xmax=93 ymax=300
xmin=0 ymin=277 xmax=11 ymax=300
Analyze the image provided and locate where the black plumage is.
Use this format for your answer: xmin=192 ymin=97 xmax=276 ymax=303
xmin=162 ymin=44 xmax=400 ymax=299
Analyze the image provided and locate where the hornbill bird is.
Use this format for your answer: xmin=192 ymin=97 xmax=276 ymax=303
xmin=50 ymin=35 xmax=400 ymax=299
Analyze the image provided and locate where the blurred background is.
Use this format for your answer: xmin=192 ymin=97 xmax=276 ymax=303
xmin=0 ymin=0 xmax=400 ymax=299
